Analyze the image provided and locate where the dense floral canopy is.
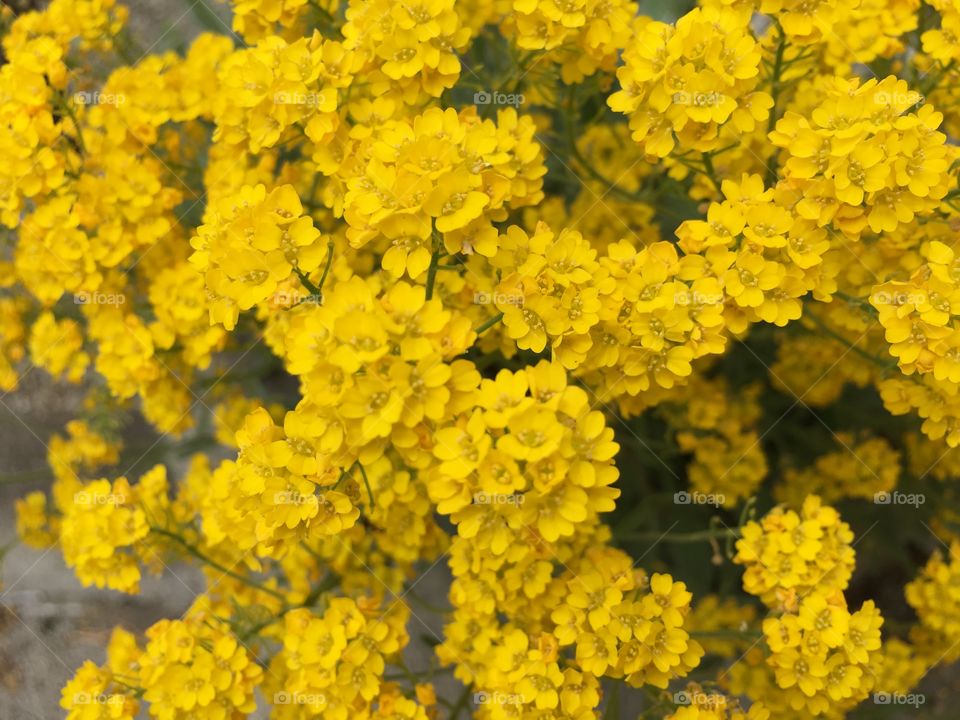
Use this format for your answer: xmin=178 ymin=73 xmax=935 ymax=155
xmin=3 ymin=0 xmax=960 ymax=718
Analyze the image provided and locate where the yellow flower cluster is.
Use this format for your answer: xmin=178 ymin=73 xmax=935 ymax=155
xmin=342 ymin=0 xmax=471 ymax=99
xmin=502 ymin=0 xmax=638 ymax=83
xmin=677 ymin=173 xmax=830 ymax=330
xmin=609 ymin=7 xmax=772 ymax=157
xmin=334 ymin=106 xmax=545 ymax=261
xmin=761 ymin=593 xmax=884 ymax=714
xmin=60 ymin=465 xmax=167 ymax=593
xmin=772 ymin=76 xmax=953 ymax=237
xmin=665 ymin=684 xmax=770 ymax=720
xmin=905 ymin=541 xmax=960 ymax=662
xmin=265 ymin=597 xmax=409 ymax=720
xmin=192 ymin=184 xmax=328 ymax=329
xmin=670 ymin=378 xmax=767 ymax=506
xmin=776 ymin=433 xmax=900 ymax=505
xmin=62 ymin=599 xmax=264 ymax=719
xmin=734 ymin=496 xmax=855 ymax=610
xmin=214 ymin=34 xmax=352 ymax=152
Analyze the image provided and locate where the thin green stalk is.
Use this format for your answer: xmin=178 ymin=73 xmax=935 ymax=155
xmin=475 ymin=312 xmax=504 ymax=335
xmin=294 ymin=268 xmax=321 ymax=296
xmin=690 ymin=629 xmax=763 ymax=640
xmin=803 ymin=309 xmax=894 ymax=370
xmin=765 ymin=24 xmax=787 ymax=185
xmin=59 ymin=97 xmax=87 ymax=156
xmin=355 ymin=461 xmax=375 ymax=508
xmin=149 ymin=526 xmax=286 ymax=601
xmin=617 ymin=528 xmax=739 ymax=544
xmin=604 ymin=680 xmax=620 ymax=720
xmin=700 ymin=152 xmax=721 ymax=193
xmin=240 ymin=571 xmax=339 ymax=640
xmin=384 ymin=665 xmax=454 ymax=682
xmin=316 ymin=239 xmax=335 ymax=294
xmin=425 ymin=229 xmax=442 ymax=301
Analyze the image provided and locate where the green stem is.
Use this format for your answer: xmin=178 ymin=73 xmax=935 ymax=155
xmin=564 ymin=87 xmax=650 ymax=203
xmin=384 ymin=665 xmax=454 ymax=682
xmin=149 ymin=526 xmax=286 ymax=601
xmin=355 ymin=461 xmax=375 ymax=508
xmin=920 ymin=59 xmax=956 ymax=96
xmin=240 ymin=572 xmax=338 ymax=640
xmin=59 ymin=97 xmax=87 ymax=157
xmin=690 ymin=630 xmax=763 ymax=640
xmin=765 ymin=24 xmax=787 ymax=186
xmin=474 ymin=312 xmax=504 ymax=335
xmin=294 ymin=268 xmax=321 ymax=296
xmin=316 ymin=239 xmax=335 ymax=294
xmin=803 ymin=309 xmax=894 ymax=370
xmin=604 ymin=680 xmax=620 ymax=720
xmin=700 ymin=152 xmax=721 ymax=193
xmin=617 ymin=528 xmax=739 ymax=544
xmin=425 ymin=230 xmax=442 ymax=301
